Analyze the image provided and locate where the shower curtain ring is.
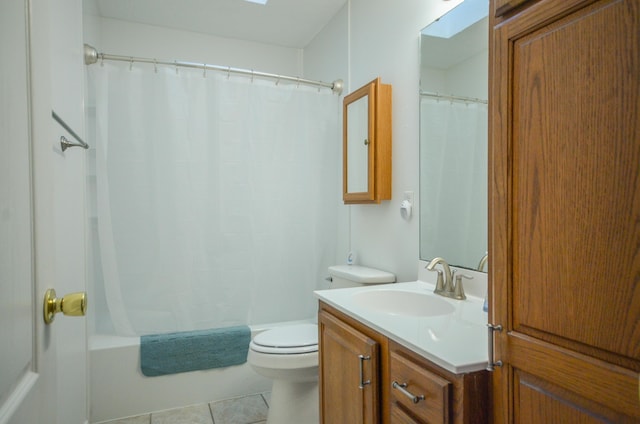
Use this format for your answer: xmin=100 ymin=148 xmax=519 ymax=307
xmin=129 ymin=57 xmax=133 ymax=71
xmin=175 ymin=61 xmax=178 ymax=74
xmin=203 ymin=64 xmax=207 ymax=78
xmin=251 ymin=69 xmax=254 ymax=83
xmin=276 ymin=76 xmax=280 ymax=86
xmin=154 ymin=59 xmax=157 ymax=73
xmin=296 ymin=77 xmax=300 ymax=88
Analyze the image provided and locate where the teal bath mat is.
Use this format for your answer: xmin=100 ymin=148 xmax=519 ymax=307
xmin=140 ymin=325 xmax=251 ymax=377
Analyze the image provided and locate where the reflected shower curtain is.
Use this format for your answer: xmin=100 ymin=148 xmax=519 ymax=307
xmin=420 ymin=97 xmax=488 ymax=268
xmin=89 ymin=62 xmax=339 ymax=336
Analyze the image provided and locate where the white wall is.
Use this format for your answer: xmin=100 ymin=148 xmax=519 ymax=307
xmin=304 ymin=0 xmax=463 ymax=282
xmin=84 ymin=15 xmax=304 ymax=77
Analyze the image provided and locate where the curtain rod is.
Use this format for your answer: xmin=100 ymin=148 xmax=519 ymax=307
xmin=420 ymin=90 xmax=487 ymax=105
xmin=84 ymin=44 xmax=343 ymax=95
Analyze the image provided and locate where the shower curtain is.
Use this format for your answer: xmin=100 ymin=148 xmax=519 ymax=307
xmin=419 ymin=96 xmax=488 ymax=268
xmin=88 ymin=61 xmax=340 ymax=336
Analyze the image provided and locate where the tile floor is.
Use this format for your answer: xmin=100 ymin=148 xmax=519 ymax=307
xmin=98 ymin=392 xmax=271 ymax=424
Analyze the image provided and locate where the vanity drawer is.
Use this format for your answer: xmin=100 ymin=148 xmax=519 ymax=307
xmin=390 ymin=350 xmax=451 ymax=424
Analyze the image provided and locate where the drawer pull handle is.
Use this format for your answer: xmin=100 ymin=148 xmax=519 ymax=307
xmin=392 ymin=381 xmax=425 ymax=404
xmin=487 ymin=323 xmax=503 ymax=371
xmin=358 ymin=355 xmax=371 ymax=389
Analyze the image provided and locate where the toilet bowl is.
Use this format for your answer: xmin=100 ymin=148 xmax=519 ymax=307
xmin=248 ymin=324 xmax=319 ymax=424
xmin=247 ymin=265 xmax=395 ymax=424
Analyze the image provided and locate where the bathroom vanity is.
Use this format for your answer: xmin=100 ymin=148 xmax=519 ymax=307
xmin=315 ymin=280 xmax=489 ymax=424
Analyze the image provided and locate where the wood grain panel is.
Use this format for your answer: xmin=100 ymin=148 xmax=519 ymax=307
xmin=511 ymin=0 xmax=640 ymax=361
xmin=319 ymin=310 xmax=379 ymax=424
xmin=390 ymin=351 xmax=451 ymax=424
xmin=494 ymin=0 xmax=534 ymax=17
xmin=516 ymin=371 xmax=609 ymax=423
xmin=490 ymin=0 xmax=640 ymax=422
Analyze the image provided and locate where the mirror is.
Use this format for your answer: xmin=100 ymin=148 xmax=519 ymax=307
xmin=419 ymin=0 xmax=489 ymax=270
xmin=346 ymin=90 xmax=372 ymax=194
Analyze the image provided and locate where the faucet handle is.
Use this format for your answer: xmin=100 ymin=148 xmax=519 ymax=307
xmin=454 ymin=273 xmax=473 ymax=300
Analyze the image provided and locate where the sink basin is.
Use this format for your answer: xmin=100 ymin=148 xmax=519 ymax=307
xmin=351 ymin=289 xmax=455 ymax=317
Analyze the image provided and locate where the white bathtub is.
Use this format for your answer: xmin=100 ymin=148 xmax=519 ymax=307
xmin=89 ymin=320 xmax=314 ymax=423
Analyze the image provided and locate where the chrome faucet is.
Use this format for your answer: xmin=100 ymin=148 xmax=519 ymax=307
xmin=425 ymin=257 xmax=471 ymax=300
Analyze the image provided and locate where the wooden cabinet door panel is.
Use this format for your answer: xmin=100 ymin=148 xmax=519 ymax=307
xmin=319 ymin=310 xmax=380 ymax=424
xmin=490 ymin=0 xmax=640 ymax=422
xmin=511 ymin=0 xmax=640 ymax=362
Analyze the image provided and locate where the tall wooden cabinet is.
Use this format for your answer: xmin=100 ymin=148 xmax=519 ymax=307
xmin=489 ymin=0 xmax=640 ymax=422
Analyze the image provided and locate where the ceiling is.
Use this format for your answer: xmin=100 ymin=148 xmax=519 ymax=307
xmin=91 ymin=0 xmax=348 ymax=49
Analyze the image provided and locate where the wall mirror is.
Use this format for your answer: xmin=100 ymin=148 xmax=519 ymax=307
xmin=419 ymin=0 xmax=488 ymax=270
xmin=343 ymin=77 xmax=392 ymax=204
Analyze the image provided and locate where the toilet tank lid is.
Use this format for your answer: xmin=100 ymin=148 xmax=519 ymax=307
xmin=328 ymin=265 xmax=396 ymax=284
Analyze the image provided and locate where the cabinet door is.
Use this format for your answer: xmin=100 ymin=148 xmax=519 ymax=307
xmin=490 ymin=0 xmax=640 ymax=422
xmin=319 ymin=310 xmax=380 ymax=424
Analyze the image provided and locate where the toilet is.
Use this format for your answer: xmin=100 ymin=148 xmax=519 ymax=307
xmin=247 ymin=265 xmax=396 ymax=424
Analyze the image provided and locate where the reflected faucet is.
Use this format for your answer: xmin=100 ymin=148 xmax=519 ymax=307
xmin=425 ymin=257 xmax=470 ymax=300
xmin=477 ymin=252 xmax=488 ymax=272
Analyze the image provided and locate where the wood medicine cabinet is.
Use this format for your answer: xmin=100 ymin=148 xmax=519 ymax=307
xmin=343 ymin=77 xmax=392 ymax=204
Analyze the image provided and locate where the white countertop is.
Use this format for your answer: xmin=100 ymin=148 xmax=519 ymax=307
xmin=314 ymin=279 xmax=489 ymax=374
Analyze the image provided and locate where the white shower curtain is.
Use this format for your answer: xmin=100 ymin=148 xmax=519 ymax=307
xmin=89 ymin=61 xmax=340 ymax=336
xmin=420 ymin=96 xmax=488 ymax=269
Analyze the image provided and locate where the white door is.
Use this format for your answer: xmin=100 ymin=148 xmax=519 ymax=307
xmin=48 ymin=0 xmax=89 ymax=421
xmin=0 ymin=0 xmax=88 ymax=423
xmin=0 ymin=0 xmax=50 ymax=422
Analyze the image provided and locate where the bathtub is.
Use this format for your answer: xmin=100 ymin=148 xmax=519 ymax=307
xmin=89 ymin=320 xmax=314 ymax=423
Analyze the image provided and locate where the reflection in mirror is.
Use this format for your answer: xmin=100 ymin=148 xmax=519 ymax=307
xmin=419 ymin=0 xmax=488 ymax=271
xmin=347 ymin=96 xmax=369 ymax=193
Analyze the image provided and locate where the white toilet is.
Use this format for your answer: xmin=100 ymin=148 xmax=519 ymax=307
xmin=247 ymin=265 xmax=396 ymax=424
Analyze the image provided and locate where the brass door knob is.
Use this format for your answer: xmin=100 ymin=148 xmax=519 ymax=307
xmin=43 ymin=289 xmax=87 ymax=324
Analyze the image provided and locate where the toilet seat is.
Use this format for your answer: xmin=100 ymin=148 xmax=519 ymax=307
xmin=250 ymin=324 xmax=318 ymax=354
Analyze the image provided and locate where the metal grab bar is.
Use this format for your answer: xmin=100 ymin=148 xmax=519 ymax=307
xmin=52 ymin=110 xmax=89 ymax=151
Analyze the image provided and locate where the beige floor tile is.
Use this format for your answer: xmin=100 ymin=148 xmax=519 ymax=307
xmin=151 ymin=404 xmax=213 ymax=424
xmin=209 ymin=394 xmax=268 ymax=424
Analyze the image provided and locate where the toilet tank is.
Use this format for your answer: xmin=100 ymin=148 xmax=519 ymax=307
xmin=328 ymin=265 xmax=396 ymax=289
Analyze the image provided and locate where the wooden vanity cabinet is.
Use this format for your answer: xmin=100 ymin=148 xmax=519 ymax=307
xmin=489 ymin=0 xmax=640 ymax=422
xmin=319 ymin=304 xmax=388 ymax=424
xmin=318 ymin=302 xmax=489 ymax=424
